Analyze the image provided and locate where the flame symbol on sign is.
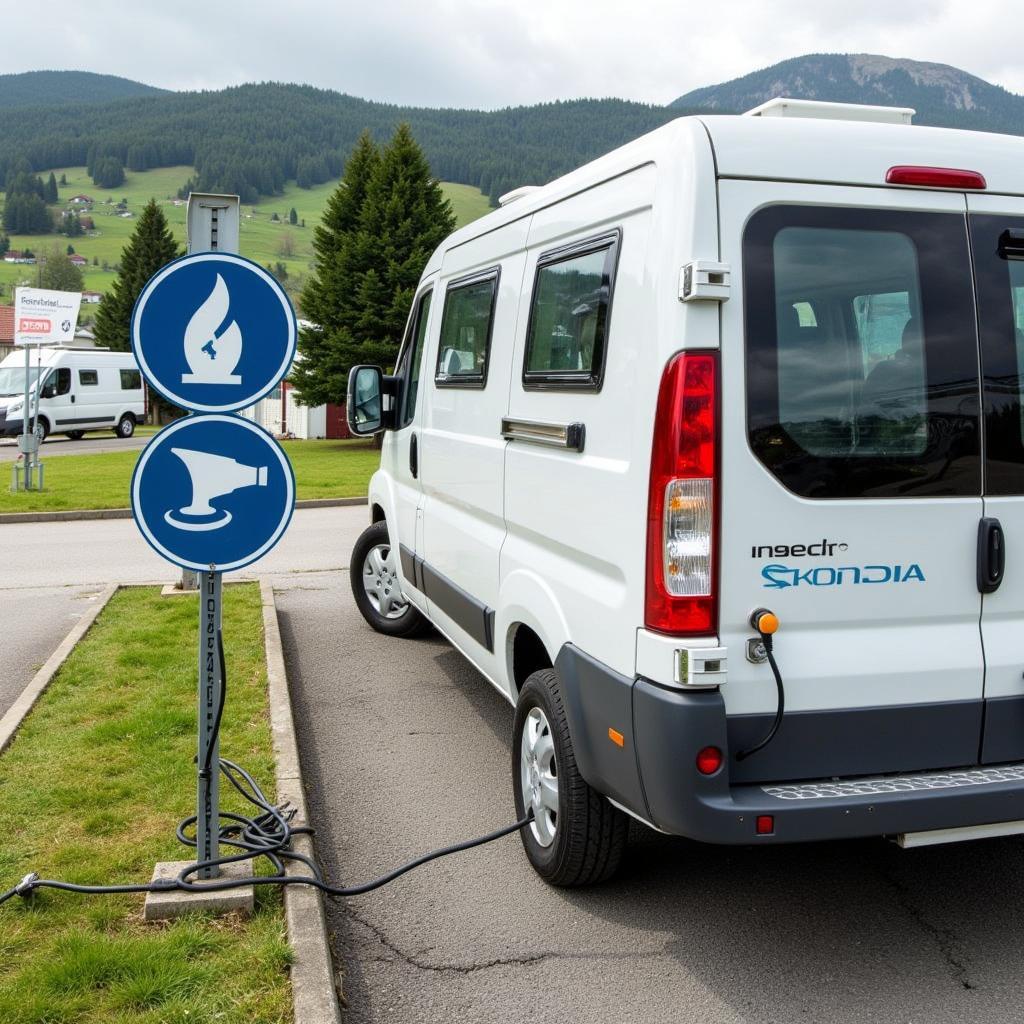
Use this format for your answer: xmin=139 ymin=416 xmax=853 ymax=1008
xmin=181 ymin=274 xmax=242 ymax=385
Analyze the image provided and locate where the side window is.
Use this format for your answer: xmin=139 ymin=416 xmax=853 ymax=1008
xmin=523 ymin=231 xmax=619 ymax=389
xmin=435 ymin=269 xmax=499 ymax=388
xmin=745 ymin=205 xmax=980 ymax=499
xmin=120 ymin=368 xmax=142 ymax=390
xmin=400 ymin=290 xmax=432 ymax=426
xmin=43 ymin=367 xmax=71 ymax=397
xmin=79 ymin=369 xmax=98 ymax=386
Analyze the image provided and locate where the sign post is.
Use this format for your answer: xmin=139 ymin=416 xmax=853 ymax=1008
xmin=11 ymin=286 xmax=82 ymax=492
xmin=130 ymin=250 xmax=295 ymax=879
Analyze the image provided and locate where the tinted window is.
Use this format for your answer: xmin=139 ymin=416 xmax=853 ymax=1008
xmin=745 ymin=206 xmax=980 ymax=498
xmin=401 ymin=290 xmax=432 ymax=425
xmin=524 ymin=231 xmax=619 ymax=388
xmin=79 ymin=369 xmax=98 ymax=386
xmin=971 ymin=215 xmax=1024 ymax=494
xmin=435 ymin=270 xmax=498 ymax=387
xmin=120 ymin=368 xmax=142 ymax=390
xmin=43 ymin=367 xmax=71 ymax=397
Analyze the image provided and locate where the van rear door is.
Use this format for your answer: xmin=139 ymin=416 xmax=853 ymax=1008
xmin=969 ymin=197 xmax=1024 ymax=763
xmin=718 ymin=181 xmax=984 ymax=783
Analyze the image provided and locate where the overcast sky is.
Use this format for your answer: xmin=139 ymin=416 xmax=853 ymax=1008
xmin=7 ymin=0 xmax=1024 ymax=108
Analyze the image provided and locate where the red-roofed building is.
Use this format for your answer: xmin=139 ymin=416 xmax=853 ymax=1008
xmin=0 ymin=305 xmax=14 ymax=356
xmin=69 ymin=254 xmax=87 ymax=266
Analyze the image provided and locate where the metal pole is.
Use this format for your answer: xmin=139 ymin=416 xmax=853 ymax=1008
xmin=196 ymin=569 xmax=223 ymax=878
xmin=30 ymin=346 xmax=42 ymax=486
xmin=21 ymin=344 xmax=30 ymax=491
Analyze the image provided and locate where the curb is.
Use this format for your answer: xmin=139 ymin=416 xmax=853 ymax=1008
xmin=0 ymin=496 xmax=368 ymax=526
xmin=0 ymin=583 xmax=119 ymax=754
xmin=261 ymin=580 xmax=342 ymax=1023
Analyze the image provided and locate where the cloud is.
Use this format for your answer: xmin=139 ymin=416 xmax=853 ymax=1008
xmin=5 ymin=0 xmax=1024 ymax=106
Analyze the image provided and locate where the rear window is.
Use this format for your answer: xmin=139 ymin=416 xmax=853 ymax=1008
xmin=744 ymin=205 xmax=980 ymax=498
xmin=120 ymin=369 xmax=142 ymax=390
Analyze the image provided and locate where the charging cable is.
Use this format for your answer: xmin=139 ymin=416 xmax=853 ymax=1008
xmin=735 ymin=608 xmax=785 ymax=762
xmin=0 ymin=632 xmax=532 ymax=910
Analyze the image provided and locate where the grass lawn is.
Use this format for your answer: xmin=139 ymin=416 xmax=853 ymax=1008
xmin=0 ymin=584 xmax=292 ymax=1023
xmin=0 ymin=167 xmax=491 ymax=303
xmin=0 ymin=437 xmax=379 ymax=513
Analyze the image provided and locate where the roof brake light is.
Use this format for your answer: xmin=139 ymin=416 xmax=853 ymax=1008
xmin=885 ymin=165 xmax=987 ymax=190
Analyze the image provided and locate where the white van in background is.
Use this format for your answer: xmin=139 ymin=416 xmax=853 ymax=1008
xmin=346 ymin=97 xmax=1024 ymax=886
xmin=0 ymin=347 xmax=145 ymax=441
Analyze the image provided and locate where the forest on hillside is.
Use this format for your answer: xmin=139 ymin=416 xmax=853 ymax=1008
xmin=0 ymin=83 xmax=687 ymax=205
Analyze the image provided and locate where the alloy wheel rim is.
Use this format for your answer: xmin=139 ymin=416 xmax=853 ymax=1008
xmin=362 ymin=542 xmax=408 ymax=620
xmin=521 ymin=706 xmax=558 ymax=847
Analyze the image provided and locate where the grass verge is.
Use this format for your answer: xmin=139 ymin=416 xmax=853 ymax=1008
xmin=0 ymin=584 xmax=292 ymax=1023
xmin=0 ymin=437 xmax=379 ymax=513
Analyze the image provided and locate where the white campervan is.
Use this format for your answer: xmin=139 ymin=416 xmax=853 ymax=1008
xmin=346 ymin=98 xmax=1024 ymax=886
xmin=0 ymin=347 xmax=145 ymax=441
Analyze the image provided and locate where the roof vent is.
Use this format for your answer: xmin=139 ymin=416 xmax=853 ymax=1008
xmin=744 ymin=97 xmax=914 ymax=126
xmin=498 ymin=185 xmax=541 ymax=207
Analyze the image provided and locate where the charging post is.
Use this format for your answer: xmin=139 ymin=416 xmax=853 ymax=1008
xmin=129 ymin=249 xmax=296 ymax=904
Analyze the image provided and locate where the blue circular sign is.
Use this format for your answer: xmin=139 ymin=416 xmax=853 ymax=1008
xmin=131 ymin=415 xmax=295 ymax=572
xmin=131 ymin=253 xmax=296 ymax=413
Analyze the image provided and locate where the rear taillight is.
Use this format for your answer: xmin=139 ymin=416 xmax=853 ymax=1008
xmin=645 ymin=351 xmax=718 ymax=635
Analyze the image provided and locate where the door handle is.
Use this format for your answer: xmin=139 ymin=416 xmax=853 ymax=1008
xmin=410 ymin=432 xmax=418 ymax=479
xmin=70 ymin=395 xmax=75 ymax=403
xmin=978 ymin=517 xmax=1006 ymax=594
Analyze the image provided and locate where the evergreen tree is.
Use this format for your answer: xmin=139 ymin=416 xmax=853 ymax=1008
xmin=94 ymin=198 xmax=180 ymax=352
xmin=291 ymin=130 xmax=380 ymax=405
xmin=288 ymin=206 xmax=297 ymax=225
xmin=39 ymin=245 xmax=84 ymax=291
xmin=58 ymin=173 xmax=67 ymax=186
xmin=345 ymin=123 xmax=455 ymax=367
xmin=45 ymin=172 xmax=58 ymax=203
xmin=0 ymin=231 xmax=9 ymax=255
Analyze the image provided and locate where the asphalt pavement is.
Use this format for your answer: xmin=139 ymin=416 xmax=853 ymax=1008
xmin=7 ymin=506 xmax=1024 ymax=1021
xmin=0 ymin=432 xmax=148 ymax=462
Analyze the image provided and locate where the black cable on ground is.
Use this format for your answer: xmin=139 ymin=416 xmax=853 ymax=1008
xmin=0 ymin=632 xmax=532 ymax=911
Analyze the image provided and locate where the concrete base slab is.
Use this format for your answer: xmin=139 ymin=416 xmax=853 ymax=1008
xmin=143 ymin=859 xmax=255 ymax=921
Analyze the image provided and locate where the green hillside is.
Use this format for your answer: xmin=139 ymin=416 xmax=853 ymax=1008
xmin=0 ymin=71 xmax=166 ymax=109
xmin=0 ymin=168 xmax=490 ymax=306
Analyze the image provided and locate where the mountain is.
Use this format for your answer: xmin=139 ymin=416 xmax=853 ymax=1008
xmin=671 ymin=53 xmax=1024 ymax=134
xmin=0 ymin=70 xmax=167 ymax=109
xmin=2 ymin=56 xmax=1023 ymax=208
xmin=0 ymin=82 xmax=686 ymax=206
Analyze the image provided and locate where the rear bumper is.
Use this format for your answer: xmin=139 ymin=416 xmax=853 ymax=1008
xmin=555 ymin=644 xmax=1024 ymax=845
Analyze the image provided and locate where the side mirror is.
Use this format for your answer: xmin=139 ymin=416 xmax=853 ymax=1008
xmin=347 ymin=365 xmax=389 ymax=436
xmin=39 ymin=382 xmax=56 ymax=400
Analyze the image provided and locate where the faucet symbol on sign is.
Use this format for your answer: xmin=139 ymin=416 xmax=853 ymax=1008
xmin=181 ymin=274 xmax=243 ymax=385
xmin=164 ymin=448 xmax=268 ymax=532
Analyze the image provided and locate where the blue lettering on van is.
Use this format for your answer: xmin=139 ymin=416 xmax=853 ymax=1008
xmin=761 ymin=563 xmax=926 ymax=589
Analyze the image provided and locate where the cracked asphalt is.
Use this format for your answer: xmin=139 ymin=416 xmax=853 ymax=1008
xmin=277 ymin=548 xmax=1024 ymax=1024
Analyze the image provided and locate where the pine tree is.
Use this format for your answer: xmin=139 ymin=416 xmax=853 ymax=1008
xmin=94 ymin=198 xmax=180 ymax=352
xmin=288 ymin=207 xmax=297 ymax=225
xmin=291 ymin=130 xmax=380 ymax=405
xmin=45 ymin=172 xmax=58 ymax=203
xmin=292 ymin=125 xmax=455 ymax=405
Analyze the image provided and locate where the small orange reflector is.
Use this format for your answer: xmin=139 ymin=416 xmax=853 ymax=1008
xmin=756 ymin=611 xmax=779 ymax=635
xmin=756 ymin=815 xmax=774 ymax=835
xmin=608 ymin=727 xmax=624 ymax=747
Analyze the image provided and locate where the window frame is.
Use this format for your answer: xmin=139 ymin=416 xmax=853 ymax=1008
xmin=78 ymin=369 xmax=99 ymax=387
xmin=119 ymin=368 xmax=142 ymax=391
xmin=521 ymin=228 xmax=621 ymax=392
xmin=398 ymin=286 xmax=433 ymax=427
xmin=743 ymin=203 xmax=982 ymax=500
xmin=433 ymin=267 xmax=501 ymax=390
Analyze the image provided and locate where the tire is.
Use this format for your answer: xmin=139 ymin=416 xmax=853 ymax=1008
xmin=115 ymin=414 xmax=135 ymax=438
xmin=65 ymin=430 xmax=85 ymax=440
xmin=349 ymin=521 xmax=431 ymax=638
xmin=513 ymin=668 xmax=628 ymax=886
xmin=34 ymin=418 xmax=50 ymax=442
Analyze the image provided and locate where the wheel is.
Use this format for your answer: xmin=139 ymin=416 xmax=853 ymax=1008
xmin=34 ymin=418 xmax=50 ymax=442
xmin=65 ymin=430 xmax=85 ymax=440
xmin=513 ymin=668 xmax=628 ymax=886
xmin=350 ymin=521 xmax=431 ymax=638
xmin=115 ymin=414 xmax=135 ymax=438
